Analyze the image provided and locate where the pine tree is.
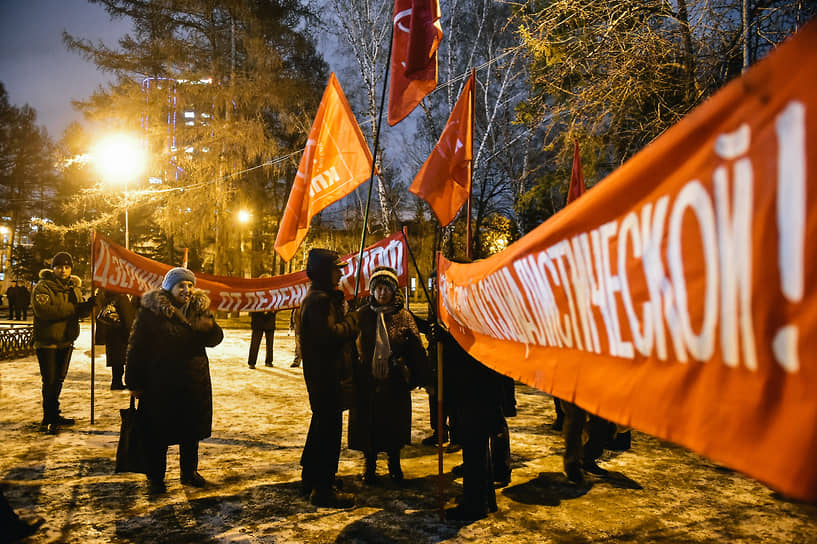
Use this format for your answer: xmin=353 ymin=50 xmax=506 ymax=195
xmin=64 ymin=0 xmax=327 ymax=275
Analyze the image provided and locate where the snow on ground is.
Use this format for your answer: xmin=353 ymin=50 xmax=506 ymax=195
xmin=1 ymin=322 xmax=816 ymax=543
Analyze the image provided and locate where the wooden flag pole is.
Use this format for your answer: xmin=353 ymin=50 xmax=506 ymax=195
xmin=465 ymin=69 xmax=475 ymax=261
xmin=354 ymin=25 xmax=394 ymax=298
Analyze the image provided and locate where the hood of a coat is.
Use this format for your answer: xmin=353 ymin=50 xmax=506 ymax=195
xmin=38 ymin=268 xmax=82 ymax=288
xmin=141 ymin=288 xmax=211 ymax=319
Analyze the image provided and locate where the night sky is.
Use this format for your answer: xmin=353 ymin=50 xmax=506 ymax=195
xmin=0 ymin=0 xmax=131 ymax=137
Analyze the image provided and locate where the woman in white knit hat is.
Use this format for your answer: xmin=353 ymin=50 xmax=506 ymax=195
xmin=125 ymin=267 xmax=223 ymax=494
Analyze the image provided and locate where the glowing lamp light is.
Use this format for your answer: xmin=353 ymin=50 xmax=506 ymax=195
xmin=93 ymin=134 xmax=146 ymax=184
xmin=237 ymin=210 xmax=252 ymax=224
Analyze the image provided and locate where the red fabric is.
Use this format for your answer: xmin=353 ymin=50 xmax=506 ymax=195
xmin=274 ymin=73 xmax=372 ymax=262
xmin=567 ymin=138 xmax=586 ymax=204
xmin=409 ymin=73 xmax=473 ymax=226
xmin=387 ymin=0 xmax=442 ymax=126
xmin=436 ymin=21 xmax=817 ymax=502
xmin=93 ymin=232 xmax=409 ymax=311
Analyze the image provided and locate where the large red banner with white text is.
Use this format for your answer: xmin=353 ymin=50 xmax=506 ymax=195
xmin=437 ymin=21 xmax=817 ymax=501
xmin=93 ymin=232 xmax=409 ymax=312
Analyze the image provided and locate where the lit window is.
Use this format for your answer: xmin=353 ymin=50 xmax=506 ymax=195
xmin=185 ymin=146 xmax=195 ymax=154
xmin=184 ymin=111 xmax=195 ymax=119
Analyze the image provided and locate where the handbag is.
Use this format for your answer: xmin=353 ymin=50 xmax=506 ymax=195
xmin=97 ymin=302 xmax=121 ymax=327
xmin=115 ymin=395 xmax=148 ymax=474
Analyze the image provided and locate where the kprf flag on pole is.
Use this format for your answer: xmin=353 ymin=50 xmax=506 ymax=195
xmin=567 ymin=138 xmax=586 ymax=204
xmin=387 ymin=0 xmax=443 ymax=126
xmin=409 ymin=72 xmax=473 ymax=226
xmin=274 ymin=73 xmax=373 ymax=262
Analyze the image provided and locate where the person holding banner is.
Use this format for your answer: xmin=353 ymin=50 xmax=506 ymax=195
xmin=32 ymin=252 xmax=95 ymax=434
xmin=349 ymin=266 xmax=429 ymax=485
xmin=298 ymin=249 xmax=358 ymax=508
xmin=125 ymin=267 xmax=223 ymax=493
xmin=247 ymin=310 xmax=276 ymax=368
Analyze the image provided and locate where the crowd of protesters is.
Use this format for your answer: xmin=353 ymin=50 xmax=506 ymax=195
xmin=4 ymin=247 xmax=629 ymax=539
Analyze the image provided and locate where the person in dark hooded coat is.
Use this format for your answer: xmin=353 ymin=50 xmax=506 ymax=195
xmin=349 ymin=266 xmax=428 ymax=484
xmin=125 ymin=267 xmax=223 ymax=493
xmin=298 ymin=248 xmax=358 ymax=508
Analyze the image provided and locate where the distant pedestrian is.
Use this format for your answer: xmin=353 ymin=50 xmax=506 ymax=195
xmin=299 ymin=249 xmax=357 ymax=508
xmin=5 ymin=280 xmax=19 ymax=320
xmin=247 ymin=310 xmax=276 ymax=368
xmin=31 ymin=252 xmax=95 ymax=434
xmin=125 ymin=267 xmax=223 ymax=494
xmin=14 ymin=282 xmax=30 ymax=320
xmin=95 ymin=289 xmax=138 ymax=390
xmin=289 ymin=307 xmax=302 ymax=368
xmin=349 ymin=266 xmax=428 ymax=484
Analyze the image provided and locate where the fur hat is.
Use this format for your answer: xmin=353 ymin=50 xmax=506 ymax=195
xmin=162 ymin=267 xmax=196 ymax=291
xmin=368 ymin=266 xmax=399 ymax=292
xmin=51 ymin=252 xmax=73 ymax=268
xmin=306 ymin=249 xmax=346 ymax=281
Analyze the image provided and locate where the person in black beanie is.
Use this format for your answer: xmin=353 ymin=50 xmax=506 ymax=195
xmin=298 ymin=248 xmax=358 ymax=508
xmin=31 ymin=252 xmax=95 ymax=434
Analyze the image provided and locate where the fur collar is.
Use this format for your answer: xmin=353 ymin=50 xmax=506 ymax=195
xmin=38 ymin=269 xmax=82 ymax=288
xmin=141 ymin=288 xmax=211 ymax=319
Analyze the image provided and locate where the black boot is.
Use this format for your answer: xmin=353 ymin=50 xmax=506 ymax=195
xmin=363 ymin=455 xmax=378 ymax=484
xmin=387 ymin=451 xmax=403 ymax=482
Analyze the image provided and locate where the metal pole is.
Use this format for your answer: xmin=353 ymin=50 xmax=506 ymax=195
xmin=90 ymin=230 xmax=96 ymax=425
xmin=354 ymin=24 xmax=394 ymax=298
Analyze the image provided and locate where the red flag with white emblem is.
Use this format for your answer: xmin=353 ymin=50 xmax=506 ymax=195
xmin=409 ymin=73 xmax=473 ymax=226
xmin=388 ymin=0 xmax=443 ymax=126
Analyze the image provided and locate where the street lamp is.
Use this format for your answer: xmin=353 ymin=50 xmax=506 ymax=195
xmin=237 ymin=209 xmax=252 ymax=278
xmin=93 ymin=134 xmax=146 ymax=249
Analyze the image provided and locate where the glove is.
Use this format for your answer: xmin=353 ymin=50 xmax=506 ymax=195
xmin=427 ymin=322 xmax=444 ymax=343
xmin=76 ymin=299 xmax=95 ymax=318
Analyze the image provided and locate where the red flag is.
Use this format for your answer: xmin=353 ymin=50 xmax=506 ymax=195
xmin=388 ymin=0 xmax=443 ymax=126
xmin=274 ymin=74 xmax=373 ymax=262
xmin=409 ymin=73 xmax=473 ymax=226
xmin=567 ymin=138 xmax=586 ymax=204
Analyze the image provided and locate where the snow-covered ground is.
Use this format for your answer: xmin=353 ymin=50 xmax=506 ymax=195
xmin=1 ymin=323 xmax=815 ymax=543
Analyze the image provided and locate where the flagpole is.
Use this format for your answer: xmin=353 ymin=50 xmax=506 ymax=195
xmin=90 ymin=229 xmax=96 ymax=425
xmin=465 ymin=69 xmax=475 ymax=261
xmin=354 ymin=25 xmax=395 ymax=298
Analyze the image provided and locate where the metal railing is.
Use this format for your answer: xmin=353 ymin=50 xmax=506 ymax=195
xmin=0 ymin=323 xmax=34 ymax=360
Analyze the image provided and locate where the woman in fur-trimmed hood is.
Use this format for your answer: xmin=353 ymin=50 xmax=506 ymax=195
xmin=125 ymin=267 xmax=223 ymax=492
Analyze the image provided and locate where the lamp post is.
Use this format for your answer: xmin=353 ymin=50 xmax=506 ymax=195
xmin=237 ymin=209 xmax=252 ymax=279
xmin=93 ymin=134 xmax=146 ymax=250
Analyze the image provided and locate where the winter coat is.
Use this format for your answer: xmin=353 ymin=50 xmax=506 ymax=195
xmin=95 ymin=292 xmax=138 ymax=367
xmin=349 ymin=290 xmax=429 ymax=453
xmin=299 ymin=286 xmax=358 ymax=414
xmin=441 ymin=330 xmax=509 ymax=441
xmin=250 ymin=310 xmax=277 ymax=331
xmin=125 ymin=288 xmax=223 ymax=444
xmin=31 ymin=270 xmax=87 ymax=349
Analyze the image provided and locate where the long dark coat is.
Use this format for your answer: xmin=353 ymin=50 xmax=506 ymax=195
xmin=349 ymin=291 xmax=428 ymax=454
xmin=125 ymin=288 xmax=223 ymax=444
xmin=299 ymin=286 xmax=358 ymax=413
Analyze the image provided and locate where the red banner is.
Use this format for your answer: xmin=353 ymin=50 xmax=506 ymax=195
xmin=437 ymin=21 xmax=817 ymax=501
xmin=93 ymin=232 xmax=409 ymax=312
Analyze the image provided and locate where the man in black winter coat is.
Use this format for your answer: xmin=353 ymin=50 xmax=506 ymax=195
xmin=298 ymin=248 xmax=358 ymax=509
xmin=438 ymin=328 xmax=507 ymax=521
xmin=247 ymin=310 xmax=276 ymax=368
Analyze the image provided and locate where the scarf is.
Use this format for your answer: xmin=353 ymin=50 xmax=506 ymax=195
xmin=371 ymin=306 xmax=392 ymax=380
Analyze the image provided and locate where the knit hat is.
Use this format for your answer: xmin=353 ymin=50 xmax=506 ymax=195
xmin=162 ymin=267 xmax=196 ymax=291
xmin=51 ymin=252 xmax=73 ymax=268
xmin=368 ymin=266 xmax=399 ymax=292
